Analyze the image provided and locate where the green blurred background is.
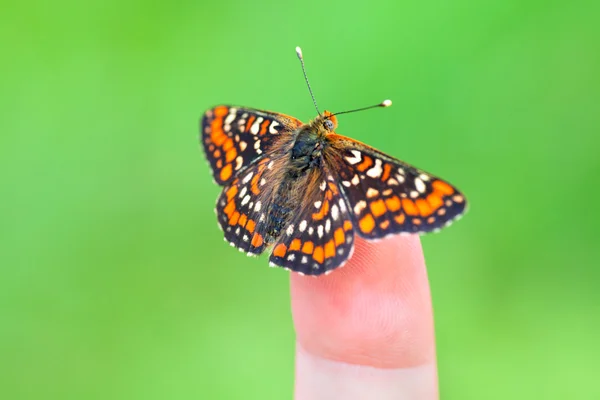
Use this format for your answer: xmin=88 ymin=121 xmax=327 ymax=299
xmin=1 ymin=0 xmax=599 ymax=398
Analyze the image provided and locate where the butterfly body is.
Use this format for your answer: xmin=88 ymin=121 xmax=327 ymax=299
xmin=201 ymin=105 xmax=467 ymax=275
xmin=240 ymin=112 xmax=336 ymax=246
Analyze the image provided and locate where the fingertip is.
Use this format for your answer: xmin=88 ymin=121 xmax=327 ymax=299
xmin=290 ymin=235 xmax=436 ymax=369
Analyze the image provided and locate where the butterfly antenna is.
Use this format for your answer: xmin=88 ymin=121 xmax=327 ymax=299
xmin=295 ymin=46 xmax=321 ymax=116
xmin=332 ymin=99 xmax=392 ymax=117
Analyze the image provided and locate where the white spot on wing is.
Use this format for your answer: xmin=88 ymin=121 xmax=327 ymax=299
xmin=250 ymin=117 xmax=263 ymax=134
xmin=235 ymin=156 xmax=243 ymax=170
xmin=241 ymin=195 xmax=251 ymax=206
xmin=299 ymin=220 xmax=307 ymax=232
xmin=415 ymin=178 xmax=426 ymax=193
xmin=320 ymin=181 xmax=327 ymax=191
xmin=269 ymin=121 xmax=280 ymax=134
xmin=242 ymin=172 xmax=253 ymax=184
xmin=287 ymin=224 xmax=295 ymax=236
xmin=366 ymin=188 xmax=379 ymax=198
xmin=345 ymin=150 xmax=362 ymax=165
xmin=325 ymin=219 xmax=331 ymax=233
xmin=224 ymin=110 xmax=236 ymax=126
xmin=331 ymin=204 xmax=339 ymax=220
xmin=351 ymin=175 xmax=360 ymax=186
xmin=314 ymin=201 xmax=322 ymax=209
xmin=354 ymin=200 xmax=367 ymax=215
xmin=366 ymin=159 xmax=383 ymax=178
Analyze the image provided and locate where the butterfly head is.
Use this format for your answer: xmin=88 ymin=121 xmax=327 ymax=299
xmin=322 ymin=111 xmax=338 ymax=131
xmin=309 ymin=111 xmax=338 ymax=134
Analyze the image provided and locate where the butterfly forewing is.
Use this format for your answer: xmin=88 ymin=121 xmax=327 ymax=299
xmin=327 ymin=134 xmax=467 ymax=239
xmin=269 ymin=170 xmax=356 ymax=275
xmin=201 ymin=106 xmax=303 ymax=185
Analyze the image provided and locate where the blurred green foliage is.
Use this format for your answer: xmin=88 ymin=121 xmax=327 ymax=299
xmin=1 ymin=0 xmax=599 ymax=398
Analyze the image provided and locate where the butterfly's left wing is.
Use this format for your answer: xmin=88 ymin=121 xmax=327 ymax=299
xmin=326 ymin=134 xmax=467 ymax=239
xmin=201 ymin=106 xmax=303 ymax=185
xmin=215 ymin=156 xmax=272 ymax=256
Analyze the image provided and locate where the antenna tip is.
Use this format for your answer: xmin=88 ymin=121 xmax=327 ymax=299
xmin=295 ymin=46 xmax=303 ymax=59
xmin=381 ymin=99 xmax=392 ymax=107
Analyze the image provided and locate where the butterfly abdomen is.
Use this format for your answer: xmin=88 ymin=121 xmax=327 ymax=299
xmin=264 ymin=179 xmax=296 ymax=242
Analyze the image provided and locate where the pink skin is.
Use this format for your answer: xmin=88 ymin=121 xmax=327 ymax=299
xmin=291 ymin=235 xmax=438 ymax=399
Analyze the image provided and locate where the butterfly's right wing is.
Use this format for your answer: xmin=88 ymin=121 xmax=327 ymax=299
xmin=326 ymin=134 xmax=467 ymax=238
xmin=201 ymin=106 xmax=303 ymax=185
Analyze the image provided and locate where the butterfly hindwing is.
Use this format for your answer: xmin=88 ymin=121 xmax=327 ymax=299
xmin=201 ymin=106 xmax=303 ymax=185
xmin=269 ymin=171 xmax=355 ymax=275
xmin=327 ymin=134 xmax=467 ymax=239
xmin=215 ymin=157 xmax=274 ymax=255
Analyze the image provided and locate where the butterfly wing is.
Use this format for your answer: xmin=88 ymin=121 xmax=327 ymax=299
xmin=215 ymin=156 xmax=274 ymax=255
xmin=268 ymin=169 xmax=356 ymax=275
xmin=326 ymin=134 xmax=467 ymax=238
xmin=201 ymin=106 xmax=303 ymax=185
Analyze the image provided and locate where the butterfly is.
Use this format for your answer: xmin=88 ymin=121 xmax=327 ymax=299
xmin=199 ymin=47 xmax=467 ymax=276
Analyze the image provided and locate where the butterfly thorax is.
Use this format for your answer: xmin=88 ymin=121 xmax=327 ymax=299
xmin=288 ymin=127 xmax=324 ymax=175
